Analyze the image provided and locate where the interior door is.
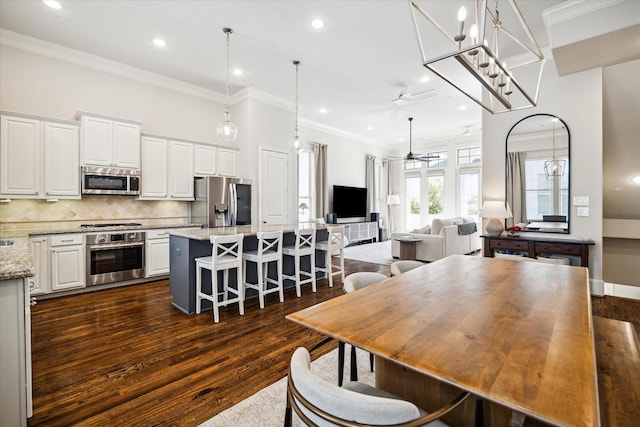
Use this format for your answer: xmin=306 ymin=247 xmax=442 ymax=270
xmin=259 ymin=147 xmax=289 ymax=224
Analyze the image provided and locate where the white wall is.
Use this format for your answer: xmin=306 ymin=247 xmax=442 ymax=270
xmin=482 ymin=61 xmax=604 ymax=294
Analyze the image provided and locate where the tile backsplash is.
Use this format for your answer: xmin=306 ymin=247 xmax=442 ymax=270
xmin=0 ymin=196 xmax=189 ymax=232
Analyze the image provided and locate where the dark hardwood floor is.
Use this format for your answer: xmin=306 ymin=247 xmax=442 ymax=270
xmin=28 ymin=258 xmax=639 ymax=426
xmin=28 ymin=259 xmax=389 ymax=426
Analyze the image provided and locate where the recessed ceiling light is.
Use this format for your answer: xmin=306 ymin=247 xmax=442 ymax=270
xmin=366 ymin=125 xmax=375 ymax=130
xmin=631 ymin=175 xmax=640 ymax=184
xmin=420 ymin=76 xmax=431 ymax=83
xmin=459 ymin=105 xmax=467 ymax=111
xmin=318 ymin=108 xmax=327 ymax=114
xmin=152 ymin=38 xmax=166 ymax=48
xmin=232 ymin=68 xmax=244 ymax=77
xmin=398 ymin=137 xmax=405 ymax=142
xmin=310 ymin=18 xmax=326 ymax=30
xmin=43 ymin=0 xmax=62 ymax=10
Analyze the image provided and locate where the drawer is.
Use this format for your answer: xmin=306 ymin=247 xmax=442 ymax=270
xmin=50 ymin=234 xmax=83 ymax=246
xmin=534 ymin=242 xmax=582 ymax=255
xmin=490 ymin=239 xmax=528 ymax=251
xmin=146 ymin=229 xmax=171 ymax=240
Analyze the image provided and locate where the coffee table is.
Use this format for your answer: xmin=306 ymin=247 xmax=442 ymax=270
xmin=394 ymin=236 xmax=421 ymax=260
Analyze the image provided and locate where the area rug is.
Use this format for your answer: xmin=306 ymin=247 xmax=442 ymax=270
xmin=200 ymin=347 xmax=375 ymax=426
xmin=343 ymin=240 xmax=393 ymax=265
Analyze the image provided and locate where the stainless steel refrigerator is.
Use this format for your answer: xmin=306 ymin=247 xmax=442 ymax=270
xmin=190 ymin=177 xmax=252 ymax=227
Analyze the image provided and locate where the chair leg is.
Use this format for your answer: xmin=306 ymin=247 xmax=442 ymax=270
xmin=475 ymin=399 xmax=484 ymax=427
xmin=237 ymin=266 xmax=245 ymax=316
xmin=338 ymin=341 xmax=345 ymax=387
xmin=350 ymin=345 xmax=358 ymax=382
xmin=195 ymin=263 xmax=202 ymax=314
xmin=369 ymin=352 xmax=374 ymax=372
xmin=258 ymin=262 xmax=266 ymax=309
xmin=339 ymin=250 xmax=345 ymax=282
xmin=212 ymin=270 xmax=220 ymax=323
xmin=310 ymin=253 xmax=316 ymax=292
xmin=284 ymin=385 xmax=293 ymax=427
xmin=294 ymin=255 xmax=301 ymax=297
xmin=327 ymin=254 xmax=333 ymax=288
xmin=277 ymin=259 xmax=284 ymax=303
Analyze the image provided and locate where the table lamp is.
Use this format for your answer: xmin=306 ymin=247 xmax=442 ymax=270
xmin=480 ymin=201 xmax=511 ymax=236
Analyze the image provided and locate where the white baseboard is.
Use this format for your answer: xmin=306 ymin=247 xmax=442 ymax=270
xmin=603 ymin=282 xmax=640 ymax=300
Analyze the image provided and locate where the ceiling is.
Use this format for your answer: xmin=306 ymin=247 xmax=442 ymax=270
xmin=0 ymin=0 xmax=563 ymax=146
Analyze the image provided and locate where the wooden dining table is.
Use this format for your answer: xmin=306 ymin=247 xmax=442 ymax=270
xmin=287 ymin=255 xmax=600 ymax=427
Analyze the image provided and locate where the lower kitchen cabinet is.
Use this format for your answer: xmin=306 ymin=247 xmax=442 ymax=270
xmin=50 ymin=234 xmax=85 ymax=291
xmin=146 ymin=229 xmax=170 ymax=277
xmin=28 ymin=236 xmax=49 ymax=295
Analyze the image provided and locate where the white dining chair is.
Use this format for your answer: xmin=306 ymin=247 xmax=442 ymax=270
xmin=390 ymin=260 xmax=425 ymax=276
xmin=242 ymin=230 xmax=283 ymax=309
xmin=195 ymin=233 xmax=244 ymax=323
xmin=315 ymin=225 xmax=346 ymax=288
xmin=282 ymin=228 xmax=316 ymax=297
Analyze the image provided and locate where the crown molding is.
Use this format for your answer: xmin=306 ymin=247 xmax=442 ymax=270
xmin=543 ymin=0 xmax=625 ymax=28
xmin=0 ymin=28 xmax=225 ymax=103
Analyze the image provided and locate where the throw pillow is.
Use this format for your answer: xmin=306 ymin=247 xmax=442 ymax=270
xmin=412 ymin=225 xmax=431 ymax=234
xmin=453 ymin=217 xmax=466 ymax=225
xmin=431 ymin=218 xmax=453 ymax=235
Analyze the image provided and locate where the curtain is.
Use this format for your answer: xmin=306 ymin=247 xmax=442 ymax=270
xmin=313 ymin=143 xmax=328 ymax=219
xmin=506 ymin=152 xmax=527 ymax=227
xmin=385 ymin=159 xmax=400 ymax=232
xmin=365 ymin=155 xmax=376 ymax=218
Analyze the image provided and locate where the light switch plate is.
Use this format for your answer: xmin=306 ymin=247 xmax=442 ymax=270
xmin=577 ymin=207 xmax=589 ymax=217
xmin=574 ymin=196 xmax=589 ymax=206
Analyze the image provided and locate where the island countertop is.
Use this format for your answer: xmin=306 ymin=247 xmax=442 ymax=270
xmin=169 ymin=223 xmax=327 ymax=241
xmin=0 ymin=237 xmax=34 ymax=281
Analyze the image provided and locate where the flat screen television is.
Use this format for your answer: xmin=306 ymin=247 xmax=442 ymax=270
xmin=333 ymin=185 xmax=367 ymax=220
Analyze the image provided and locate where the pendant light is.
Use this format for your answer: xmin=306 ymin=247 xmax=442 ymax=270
xmin=544 ymin=119 xmax=566 ymax=180
xmin=216 ymin=27 xmax=238 ymax=142
xmin=289 ymin=60 xmax=304 ymax=153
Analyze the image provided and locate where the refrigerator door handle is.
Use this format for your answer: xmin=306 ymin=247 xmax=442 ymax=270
xmin=229 ymin=183 xmax=237 ymax=226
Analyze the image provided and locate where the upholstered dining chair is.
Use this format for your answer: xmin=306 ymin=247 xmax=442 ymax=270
xmin=339 ymin=272 xmax=388 ymax=386
xmin=285 ymin=347 xmax=469 ymax=427
xmin=390 ymin=260 xmax=425 ymax=276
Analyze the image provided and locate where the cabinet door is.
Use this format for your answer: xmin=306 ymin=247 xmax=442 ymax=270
xmin=0 ymin=115 xmax=40 ymax=196
xmin=81 ymin=116 xmax=113 ymax=166
xmin=168 ymin=141 xmax=194 ymax=199
xmin=146 ymin=237 xmax=170 ymax=277
xmin=50 ymin=245 xmax=85 ymax=291
xmin=29 ymin=237 xmax=49 ymax=295
xmin=217 ymin=148 xmax=238 ymax=177
xmin=194 ymin=144 xmax=217 ymax=176
xmin=113 ymin=121 xmax=140 ymax=168
xmin=140 ymin=136 xmax=168 ymax=198
xmin=44 ymin=122 xmax=80 ymax=198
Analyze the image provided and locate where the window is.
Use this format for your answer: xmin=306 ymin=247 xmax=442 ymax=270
xmin=298 ymin=151 xmax=314 ymax=222
xmin=427 ymin=150 xmax=448 ymax=168
xmin=457 ymin=147 xmax=481 ymax=165
xmin=426 ymin=172 xmax=444 ymax=218
xmin=403 ymin=160 xmax=421 ymax=170
xmin=404 ymin=174 xmax=421 ymax=231
xmin=458 ymin=168 xmax=480 ymax=216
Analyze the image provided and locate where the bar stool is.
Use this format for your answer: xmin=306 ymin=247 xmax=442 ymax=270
xmin=242 ymin=230 xmax=284 ymax=309
xmin=195 ymin=233 xmax=244 ymax=323
xmin=282 ymin=228 xmax=316 ymax=297
xmin=315 ymin=225 xmax=345 ymax=288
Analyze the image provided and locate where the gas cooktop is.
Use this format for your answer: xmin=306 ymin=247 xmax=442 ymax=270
xmin=80 ymin=223 xmax=143 ymax=228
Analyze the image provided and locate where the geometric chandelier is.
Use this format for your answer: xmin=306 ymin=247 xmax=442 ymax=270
xmin=408 ymin=0 xmax=545 ymax=114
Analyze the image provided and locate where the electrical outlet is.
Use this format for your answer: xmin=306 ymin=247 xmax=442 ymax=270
xmin=577 ymin=207 xmax=589 ymax=217
xmin=573 ymin=196 xmax=589 ymax=206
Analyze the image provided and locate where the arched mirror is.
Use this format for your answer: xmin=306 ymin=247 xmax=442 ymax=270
xmin=506 ymin=114 xmax=570 ymax=233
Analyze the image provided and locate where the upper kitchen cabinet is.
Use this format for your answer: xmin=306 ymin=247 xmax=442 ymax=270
xmin=217 ymin=147 xmax=238 ymax=177
xmin=0 ymin=112 xmax=79 ymax=199
xmin=139 ymin=135 xmax=194 ymax=200
xmin=76 ymin=112 xmax=141 ymax=169
xmin=193 ymin=144 xmax=217 ymax=176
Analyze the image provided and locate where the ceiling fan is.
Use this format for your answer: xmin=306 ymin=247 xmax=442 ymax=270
xmin=392 ymin=88 xmax=438 ymax=105
xmin=390 ymin=117 xmax=440 ymax=162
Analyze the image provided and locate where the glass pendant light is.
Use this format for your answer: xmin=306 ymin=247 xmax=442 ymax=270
xmin=289 ymin=60 xmax=304 ymax=153
xmin=544 ymin=119 xmax=566 ymax=180
xmin=216 ymin=27 xmax=238 ymax=142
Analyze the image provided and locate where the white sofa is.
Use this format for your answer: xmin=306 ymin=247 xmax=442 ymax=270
xmin=390 ymin=217 xmax=481 ymax=262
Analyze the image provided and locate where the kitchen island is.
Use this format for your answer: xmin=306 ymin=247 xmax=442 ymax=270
xmin=169 ymin=224 xmax=328 ymax=314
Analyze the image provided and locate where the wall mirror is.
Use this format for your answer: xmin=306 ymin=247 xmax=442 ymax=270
xmin=506 ymin=114 xmax=570 ymax=233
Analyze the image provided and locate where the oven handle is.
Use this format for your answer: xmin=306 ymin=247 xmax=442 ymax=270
xmin=88 ymin=242 xmax=145 ymax=251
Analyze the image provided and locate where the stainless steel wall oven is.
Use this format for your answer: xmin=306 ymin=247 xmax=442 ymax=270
xmin=86 ymin=232 xmax=145 ymax=285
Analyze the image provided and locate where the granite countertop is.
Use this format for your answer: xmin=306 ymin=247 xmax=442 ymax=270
xmin=0 ymin=237 xmax=35 ymax=281
xmin=170 ymin=223 xmax=327 ymax=241
xmin=29 ymin=223 xmax=203 ymax=236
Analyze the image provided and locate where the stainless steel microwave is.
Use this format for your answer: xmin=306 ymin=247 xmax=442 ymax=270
xmin=81 ymin=166 xmax=140 ymax=195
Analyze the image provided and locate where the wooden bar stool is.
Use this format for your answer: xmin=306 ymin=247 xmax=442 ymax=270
xmin=242 ymin=230 xmax=284 ymax=309
xmin=315 ymin=225 xmax=345 ymax=288
xmin=282 ymin=228 xmax=316 ymax=297
xmin=195 ymin=233 xmax=244 ymax=323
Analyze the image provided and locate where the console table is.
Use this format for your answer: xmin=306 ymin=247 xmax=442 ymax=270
xmin=481 ymin=234 xmax=595 ymax=268
xmin=343 ymin=221 xmax=377 ymax=244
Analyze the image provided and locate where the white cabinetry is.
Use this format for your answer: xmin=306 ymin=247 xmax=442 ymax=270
xmin=50 ymin=234 xmax=85 ymax=291
xmin=0 ymin=113 xmax=79 ymax=199
xmin=28 ymin=237 xmax=49 ymax=296
xmin=193 ymin=144 xmax=217 ymax=176
xmin=344 ymin=222 xmax=378 ymax=244
xmin=145 ymin=229 xmax=171 ymax=277
xmin=77 ymin=112 xmax=141 ymax=168
xmin=0 ymin=278 xmax=32 ymax=426
xmin=140 ymin=135 xmax=194 ymax=200
xmin=217 ymin=147 xmax=238 ymax=177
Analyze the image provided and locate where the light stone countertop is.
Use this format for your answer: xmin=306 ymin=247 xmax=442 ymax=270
xmin=170 ymin=223 xmax=327 ymax=241
xmin=0 ymin=237 xmax=35 ymax=281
